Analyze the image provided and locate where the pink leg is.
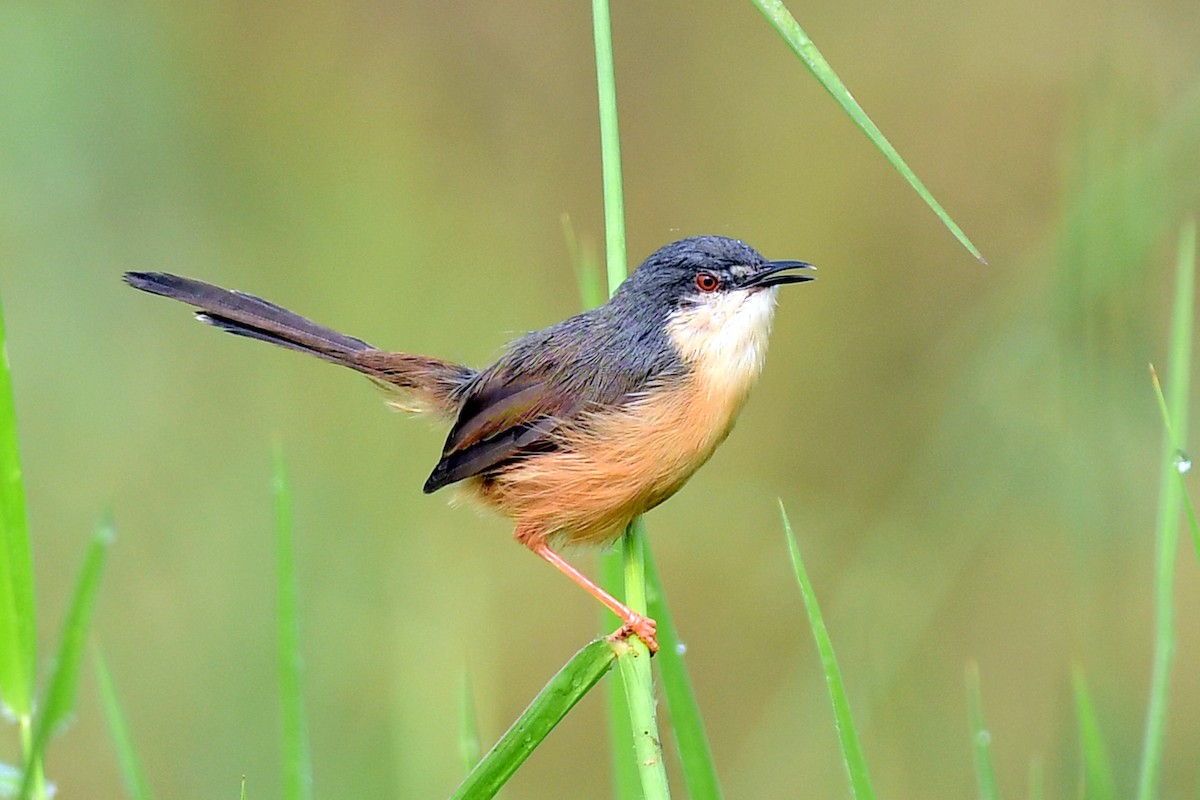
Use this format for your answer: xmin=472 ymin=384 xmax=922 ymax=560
xmin=524 ymin=538 xmax=658 ymax=654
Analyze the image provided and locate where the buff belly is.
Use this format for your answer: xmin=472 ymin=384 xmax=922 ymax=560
xmin=467 ymin=380 xmax=742 ymax=545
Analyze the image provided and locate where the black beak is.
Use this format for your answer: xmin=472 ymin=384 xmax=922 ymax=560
xmin=740 ymin=259 xmax=816 ymax=289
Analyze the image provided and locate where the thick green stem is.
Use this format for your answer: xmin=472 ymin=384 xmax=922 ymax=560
xmin=615 ymin=522 xmax=670 ymax=797
xmin=1135 ymin=221 xmax=1195 ymax=800
xmin=592 ymin=0 xmax=627 ymax=296
xmin=592 ymin=0 xmax=670 ymax=796
xmin=19 ymin=715 xmax=46 ymax=800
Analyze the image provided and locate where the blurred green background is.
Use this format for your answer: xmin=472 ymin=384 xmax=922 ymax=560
xmin=2 ymin=0 xmax=1200 ymax=797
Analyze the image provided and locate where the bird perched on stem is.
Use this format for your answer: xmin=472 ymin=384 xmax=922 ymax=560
xmin=126 ymin=235 xmax=814 ymax=652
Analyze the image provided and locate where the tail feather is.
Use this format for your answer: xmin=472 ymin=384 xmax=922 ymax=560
xmin=124 ymin=271 xmax=373 ymax=357
xmin=124 ymin=271 xmax=473 ymax=415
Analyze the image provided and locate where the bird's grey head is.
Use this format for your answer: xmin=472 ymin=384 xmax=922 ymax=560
xmin=602 ymin=235 xmax=814 ymax=391
xmin=614 ymin=235 xmax=813 ymax=313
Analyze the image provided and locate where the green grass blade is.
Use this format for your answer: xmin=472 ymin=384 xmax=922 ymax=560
xmin=614 ymin=521 xmax=670 ymax=799
xmin=645 ymin=548 xmax=723 ymax=800
xmin=1149 ymin=364 xmax=1200 ymax=561
xmin=592 ymin=0 xmax=627 ymax=295
xmin=779 ymin=503 xmax=875 ymax=800
xmin=19 ymin=516 xmax=114 ymax=800
xmin=1072 ymin=667 xmax=1117 ymax=800
xmin=965 ymin=663 xmax=1002 ymax=800
xmin=1026 ymin=759 xmax=1043 ymax=800
xmin=1028 ymin=761 xmax=1043 ymax=800
xmin=1136 ymin=220 xmax=1195 ymax=800
xmin=0 ymin=297 xmax=36 ymax=721
xmin=749 ymin=0 xmax=984 ymax=263
xmin=592 ymin=2 xmax=670 ymax=797
xmin=239 ymin=776 xmax=246 ymax=800
xmin=1 ymin=763 xmax=19 ymax=797
xmin=95 ymin=648 xmax=152 ymax=800
xmin=561 ymin=214 xmax=606 ymax=311
xmin=601 ymin=552 xmax=640 ymax=800
xmin=1147 ymin=364 xmax=1195 ymax=561
xmin=457 ymin=667 xmax=482 ymax=775
xmin=1178 ymin=475 xmax=1200 ymax=562
xmin=273 ymin=449 xmax=313 ymax=800
xmin=451 ymin=639 xmax=619 ymax=800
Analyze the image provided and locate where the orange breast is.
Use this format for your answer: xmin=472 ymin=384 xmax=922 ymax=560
xmin=464 ymin=370 xmax=753 ymax=546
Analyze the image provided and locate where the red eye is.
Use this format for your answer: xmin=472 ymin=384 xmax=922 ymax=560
xmin=695 ymin=272 xmax=721 ymax=292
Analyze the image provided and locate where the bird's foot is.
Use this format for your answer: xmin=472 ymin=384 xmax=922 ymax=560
xmin=609 ymin=613 xmax=659 ymax=655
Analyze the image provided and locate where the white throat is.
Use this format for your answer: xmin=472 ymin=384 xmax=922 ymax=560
xmin=665 ymin=287 xmax=778 ymax=400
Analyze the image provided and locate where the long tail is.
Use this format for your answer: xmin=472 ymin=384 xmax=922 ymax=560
xmin=125 ymin=271 xmax=474 ymax=415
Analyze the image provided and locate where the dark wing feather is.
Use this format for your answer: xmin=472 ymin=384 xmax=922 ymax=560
xmin=422 ymin=375 xmax=576 ymax=493
xmin=422 ymin=296 xmax=680 ymax=494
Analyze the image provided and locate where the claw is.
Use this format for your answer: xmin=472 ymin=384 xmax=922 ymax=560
xmin=610 ymin=614 xmax=659 ymax=654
